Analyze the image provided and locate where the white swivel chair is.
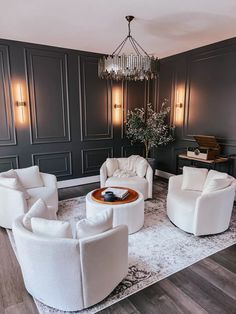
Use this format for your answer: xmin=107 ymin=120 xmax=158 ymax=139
xmin=12 ymin=216 xmax=128 ymax=311
xmin=167 ymin=174 xmax=236 ymax=236
xmin=0 ymin=170 xmax=58 ymax=229
xmin=100 ymin=155 xmax=153 ymax=199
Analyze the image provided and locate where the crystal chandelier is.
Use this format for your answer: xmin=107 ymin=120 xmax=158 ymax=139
xmin=98 ymin=16 xmax=159 ymax=81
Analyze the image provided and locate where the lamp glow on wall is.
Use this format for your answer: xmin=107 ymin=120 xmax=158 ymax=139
xmin=175 ymin=88 xmax=184 ymax=124
xmin=112 ymin=85 xmax=122 ymax=125
xmin=16 ymin=83 xmax=26 ymax=124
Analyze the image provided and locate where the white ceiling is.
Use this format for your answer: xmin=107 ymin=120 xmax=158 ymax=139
xmin=1 ymin=0 xmax=236 ymax=58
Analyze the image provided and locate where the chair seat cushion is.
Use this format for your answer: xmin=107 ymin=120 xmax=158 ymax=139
xmin=105 ymin=176 xmax=148 ymax=199
xmin=27 ymin=186 xmax=58 ymax=209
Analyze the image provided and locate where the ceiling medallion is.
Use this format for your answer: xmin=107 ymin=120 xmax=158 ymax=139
xmin=98 ymin=16 xmax=159 ymax=81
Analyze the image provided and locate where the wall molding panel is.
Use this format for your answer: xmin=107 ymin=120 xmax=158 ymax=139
xmin=32 ymin=152 xmax=72 ymax=177
xmin=79 ymin=55 xmax=113 ymax=141
xmin=81 ymin=147 xmax=113 ymax=174
xmin=0 ymin=45 xmax=16 ymax=146
xmin=26 ymin=48 xmax=71 ymax=144
xmin=183 ymin=46 xmax=236 ymax=147
xmin=0 ymin=155 xmax=19 ymax=172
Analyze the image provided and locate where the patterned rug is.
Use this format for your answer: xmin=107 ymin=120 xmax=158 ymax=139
xmin=7 ymin=180 xmax=236 ymax=314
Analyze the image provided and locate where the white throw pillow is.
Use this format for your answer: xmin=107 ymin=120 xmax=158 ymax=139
xmin=181 ymin=166 xmax=208 ymax=191
xmin=106 ymin=158 xmax=119 ymax=177
xmin=76 ymin=208 xmax=113 ymax=239
xmin=203 ymin=170 xmax=228 ymax=190
xmin=23 ymin=198 xmax=56 ymax=231
xmin=31 ymin=218 xmax=72 ymax=238
xmin=202 ymin=178 xmax=233 ymax=194
xmin=0 ymin=169 xmax=30 ymax=199
xmin=15 ymin=166 xmax=44 ymax=189
xmin=135 ymin=157 xmax=148 ymax=177
xmin=113 ymin=169 xmax=136 ymax=178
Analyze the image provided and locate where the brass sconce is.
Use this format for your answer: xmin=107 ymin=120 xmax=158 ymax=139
xmin=175 ymin=89 xmax=184 ymax=124
xmin=16 ymin=84 xmax=26 ymax=123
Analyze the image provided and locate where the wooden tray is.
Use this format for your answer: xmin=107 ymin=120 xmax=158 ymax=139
xmin=91 ymin=187 xmax=138 ymax=205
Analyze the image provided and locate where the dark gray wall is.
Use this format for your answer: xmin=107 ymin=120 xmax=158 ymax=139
xmin=156 ymin=37 xmax=236 ymax=176
xmin=0 ymin=39 xmax=157 ymax=180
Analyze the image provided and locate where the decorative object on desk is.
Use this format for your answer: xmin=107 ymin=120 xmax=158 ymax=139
xmin=98 ymin=16 xmax=159 ymax=81
xmin=187 ymin=135 xmax=220 ymax=160
xmin=103 ymin=191 xmax=116 ymax=202
xmin=125 ymin=99 xmax=175 ymax=169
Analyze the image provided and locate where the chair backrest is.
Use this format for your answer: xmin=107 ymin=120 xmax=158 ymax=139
xmin=12 ymin=216 xmax=84 ymax=311
xmin=12 ymin=216 xmax=128 ymax=311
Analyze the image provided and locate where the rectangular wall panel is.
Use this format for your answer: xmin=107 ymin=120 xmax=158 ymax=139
xmin=0 ymin=45 xmax=16 ymax=146
xmin=81 ymin=147 xmax=113 ymax=174
xmin=26 ymin=48 xmax=70 ymax=144
xmin=184 ymin=48 xmax=236 ymax=145
xmin=32 ymin=152 xmax=72 ymax=177
xmin=79 ymin=55 xmax=112 ymax=141
xmin=0 ymin=155 xmax=19 ymax=172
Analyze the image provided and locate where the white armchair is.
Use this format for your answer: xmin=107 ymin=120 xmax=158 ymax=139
xmin=167 ymin=174 xmax=236 ymax=236
xmin=100 ymin=155 xmax=153 ymax=199
xmin=0 ymin=171 xmax=58 ymax=229
xmin=12 ymin=216 xmax=128 ymax=311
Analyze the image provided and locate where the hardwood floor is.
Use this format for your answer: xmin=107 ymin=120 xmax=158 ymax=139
xmin=0 ymin=179 xmax=236 ymax=314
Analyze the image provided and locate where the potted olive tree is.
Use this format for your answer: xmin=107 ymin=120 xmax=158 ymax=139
xmin=126 ymin=99 xmax=174 ymax=171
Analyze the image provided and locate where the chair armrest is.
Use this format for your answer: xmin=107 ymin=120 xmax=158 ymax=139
xmin=146 ymin=165 xmax=153 ymax=198
xmin=193 ymin=183 xmax=236 ymax=236
xmin=40 ymin=172 xmax=57 ymax=188
xmin=168 ymin=175 xmax=183 ymax=193
xmin=100 ymin=162 xmax=107 ymax=188
xmin=0 ymin=186 xmax=27 ymax=228
xmin=79 ymin=225 xmax=128 ymax=308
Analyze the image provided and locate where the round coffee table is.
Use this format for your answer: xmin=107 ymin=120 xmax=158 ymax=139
xmin=86 ymin=187 xmax=144 ymax=234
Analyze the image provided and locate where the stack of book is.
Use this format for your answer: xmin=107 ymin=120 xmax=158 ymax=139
xmin=102 ymin=188 xmax=129 ymax=200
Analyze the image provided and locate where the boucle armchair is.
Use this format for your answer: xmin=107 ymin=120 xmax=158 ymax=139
xmin=12 ymin=216 xmax=128 ymax=311
xmin=0 ymin=168 xmax=58 ymax=229
xmin=167 ymin=174 xmax=236 ymax=236
xmin=100 ymin=155 xmax=153 ymax=199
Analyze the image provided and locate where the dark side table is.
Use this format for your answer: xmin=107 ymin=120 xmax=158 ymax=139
xmin=176 ymin=153 xmax=233 ymax=175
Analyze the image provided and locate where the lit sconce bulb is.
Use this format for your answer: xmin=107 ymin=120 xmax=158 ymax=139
xmin=175 ymin=88 xmax=184 ymax=124
xmin=16 ymin=84 xmax=26 ymax=124
xmin=113 ymin=86 xmax=122 ymax=125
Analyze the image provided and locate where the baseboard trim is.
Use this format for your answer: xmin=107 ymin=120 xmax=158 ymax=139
xmin=57 ymin=175 xmax=100 ymax=189
xmin=155 ymin=169 xmax=174 ymax=179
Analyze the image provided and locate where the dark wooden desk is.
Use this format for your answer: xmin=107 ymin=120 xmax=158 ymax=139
xmin=176 ymin=153 xmax=233 ymax=175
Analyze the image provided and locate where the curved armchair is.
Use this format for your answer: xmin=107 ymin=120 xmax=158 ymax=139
xmin=0 ymin=172 xmax=58 ymax=229
xmin=100 ymin=156 xmax=153 ymax=199
xmin=167 ymin=174 xmax=236 ymax=236
xmin=12 ymin=216 xmax=128 ymax=311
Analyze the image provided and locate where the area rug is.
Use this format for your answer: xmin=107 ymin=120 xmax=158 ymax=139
xmin=7 ymin=180 xmax=236 ymax=314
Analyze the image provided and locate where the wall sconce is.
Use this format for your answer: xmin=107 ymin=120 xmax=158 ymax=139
xmin=112 ymin=86 xmax=122 ymax=125
xmin=175 ymin=89 xmax=184 ymax=124
xmin=16 ymin=84 xmax=26 ymax=124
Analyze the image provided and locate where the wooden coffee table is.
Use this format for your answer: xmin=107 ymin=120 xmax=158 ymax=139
xmin=86 ymin=187 xmax=144 ymax=234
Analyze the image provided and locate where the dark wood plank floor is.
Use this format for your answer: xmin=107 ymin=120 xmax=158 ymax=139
xmin=0 ymin=178 xmax=236 ymax=314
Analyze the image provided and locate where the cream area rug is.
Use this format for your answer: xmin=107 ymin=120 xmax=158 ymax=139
xmin=7 ymin=180 xmax=236 ymax=314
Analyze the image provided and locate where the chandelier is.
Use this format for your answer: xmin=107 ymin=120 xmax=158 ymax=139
xmin=98 ymin=16 xmax=159 ymax=81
